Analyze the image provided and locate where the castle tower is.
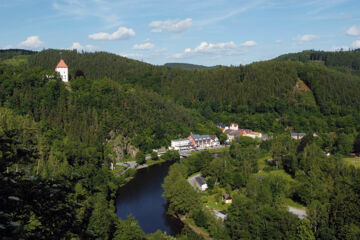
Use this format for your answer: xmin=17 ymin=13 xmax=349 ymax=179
xmin=55 ymin=59 xmax=68 ymax=82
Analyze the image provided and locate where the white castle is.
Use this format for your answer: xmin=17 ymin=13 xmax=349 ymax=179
xmin=55 ymin=59 xmax=68 ymax=82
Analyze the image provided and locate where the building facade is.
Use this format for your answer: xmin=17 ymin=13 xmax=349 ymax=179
xmin=55 ymin=59 xmax=69 ymax=82
xmin=188 ymin=134 xmax=211 ymax=149
xmin=170 ymin=138 xmax=192 ymax=150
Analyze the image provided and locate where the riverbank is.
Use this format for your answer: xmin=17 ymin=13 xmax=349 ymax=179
xmin=172 ymin=214 xmax=213 ymax=240
xmin=115 ymin=160 xmax=183 ymax=235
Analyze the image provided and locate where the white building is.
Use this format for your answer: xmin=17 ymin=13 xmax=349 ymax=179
xmin=291 ymin=132 xmax=306 ymax=140
xmin=55 ymin=59 xmax=69 ymax=82
xmin=229 ymin=123 xmax=238 ymax=131
xmin=243 ymin=132 xmax=262 ymax=139
xmin=195 ymin=176 xmax=208 ymax=191
xmin=170 ymin=138 xmax=192 ymax=150
xmin=210 ymin=135 xmax=220 ymax=147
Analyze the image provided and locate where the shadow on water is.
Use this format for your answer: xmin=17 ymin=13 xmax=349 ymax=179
xmin=116 ymin=161 xmax=183 ymax=235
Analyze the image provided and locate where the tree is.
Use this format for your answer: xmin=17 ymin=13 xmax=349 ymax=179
xmin=193 ymin=209 xmax=208 ymax=228
xmin=353 ymin=133 xmax=360 ymax=155
xmin=295 ymin=219 xmax=315 ymax=240
xmin=336 ymin=133 xmax=353 ymax=155
xmin=135 ymin=151 xmax=146 ymax=165
xmin=219 ymin=132 xmax=228 ymax=144
xmin=151 ymin=151 xmax=159 ymax=160
xmin=163 ymin=164 xmax=200 ymax=215
xmin=113 ymin=216 xmax=146 ymax=240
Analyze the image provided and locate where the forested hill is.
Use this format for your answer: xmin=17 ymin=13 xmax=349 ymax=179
xmin=0 ymin=49 xmax=35 ymax=61
xmin=2 ymin=48 xmax=360 ymax=239
xmin=26 ymin=49 xmax=360 ymax=133
xmin=275 ymin=49 xmax=360 ymax=76
xmin=29 ymin=49 xmax=158 ymax=83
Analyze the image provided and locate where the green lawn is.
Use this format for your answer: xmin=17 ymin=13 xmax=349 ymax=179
xmin=254 ymin=169 xmax=296 ymax=183
xmin=146 ymin=158 xmax=166 ymax=166
xmin=343 ymin=157 xmax=360 ymax=168
xmin=202 ymin=193 xmax=228 ymax=211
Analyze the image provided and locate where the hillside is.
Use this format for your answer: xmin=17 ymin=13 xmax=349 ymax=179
xmin=0 ymin=49 xmax=35 ymax=61
xmin=275 ymin=49 xmax=360 ymax=76
xmin=24 ymin=49 xmax=360 ymax=134
xmin=2 ymin=48 xmax=360 ymax=239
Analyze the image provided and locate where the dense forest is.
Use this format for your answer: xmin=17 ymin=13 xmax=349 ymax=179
xmin=1 ymin=48 xmax=360 ymax=239
xmin=275 ymin=49 xmax=360 ymax=76
xmin=163 ymin=136 xmax=360 ymax=239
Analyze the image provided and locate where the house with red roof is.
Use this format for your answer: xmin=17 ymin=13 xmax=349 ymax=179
xmin=55 ymin=59 xmax=68 ymax=82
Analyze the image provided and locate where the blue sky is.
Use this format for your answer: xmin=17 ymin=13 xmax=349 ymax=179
xmin=1 ymin=0 xmax=360 ymax=66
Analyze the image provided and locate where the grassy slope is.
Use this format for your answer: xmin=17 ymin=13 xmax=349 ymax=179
xmin=343 ymin=157 xmax=360 ymax=168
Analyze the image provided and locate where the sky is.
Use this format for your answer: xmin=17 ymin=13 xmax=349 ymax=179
xmin=1 ymin=0 xmax=360 ymax=66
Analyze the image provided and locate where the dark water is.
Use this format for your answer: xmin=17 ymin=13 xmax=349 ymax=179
xmin=115 ymin=161 xmax=182 ymax=235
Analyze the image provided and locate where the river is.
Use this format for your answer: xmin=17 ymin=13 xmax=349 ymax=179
xmin=115 ymin=161 xmax=182 ymax=235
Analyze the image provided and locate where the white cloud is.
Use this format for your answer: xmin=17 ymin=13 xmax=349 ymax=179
xmin=173 ymin=40 xmax=256 ymax=59
xmin=193 ymin=41 xmax=236 ymax=53
xmin=346 ymin=25 xmax=360 ymax=36
xmin=275 ymin=40 xmax=283 ymax=44
xmin=295 ymin=34 xmax=319 ymax=42
xmin=89 ymin=27 xmax=135 ymax=40
xmin=133 ymin=42 xmax=155 ymax=50
xmin=241 ymin=40 xmax=257 ymax=47
xmin=149 ymin=18 xmax=192 ymax=33
xmin=352 ymin=39 xmax=360 ymax=48
xmin=19 ymin=36 xmax=44 ymax=49
xmin=331 ymin=45 xmax=350 ymax=51
xmin=70 ymin=42 xmax=96 ymax=52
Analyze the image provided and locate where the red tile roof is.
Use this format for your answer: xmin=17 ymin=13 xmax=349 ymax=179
xmin=56 ymin=59 xmax=68 ymax=68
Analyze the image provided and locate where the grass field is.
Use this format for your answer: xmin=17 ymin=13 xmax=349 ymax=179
xmin=202 ymin=193 xmax=228 ymax=211
xmin=343 ymin=157 xmax=360 ymax=168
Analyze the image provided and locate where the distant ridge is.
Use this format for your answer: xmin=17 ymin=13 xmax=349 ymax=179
xmin=164 ymin=62 xmax=218 ymax=70
xmin=0 ymin=49 xmax=36 ymax=61
xmin=274 ymin=49 xmax=360 ymax=76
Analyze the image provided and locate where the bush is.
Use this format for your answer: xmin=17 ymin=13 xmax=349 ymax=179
xmin=135 ymin=151 xmax=146 ymax=165
xmin=151 ymin=151 xmax=159 ymax=160
xmin=193 ymin=209 xmax=209 ymax=229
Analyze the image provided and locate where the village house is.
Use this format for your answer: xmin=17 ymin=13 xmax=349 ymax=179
xmin=224 ymin=129 xmax=240 ymax=142
xmin=170 ymin=138 xmax=192 ymax=151
xmin=213 ymin=210 xmax=227 ymax=221
xmin=219 ymin=123 xmax=263 ymax=142
xmin=210 ymin=135 xmax=220 ymax=147
xmin=222 ymin=194 xmax=232 ymax=204
xmin=291 ymin=132 xmax=306 ymax=140
xmin=229 ymin=123 xmax=238 ymax=130
xmin=195 ymin=176 xmax=208 ymax=191
xmin=243 ymin=130 xmax=262 ymax=139
xmin=188 ymin=134 xmax=211 ymax=149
